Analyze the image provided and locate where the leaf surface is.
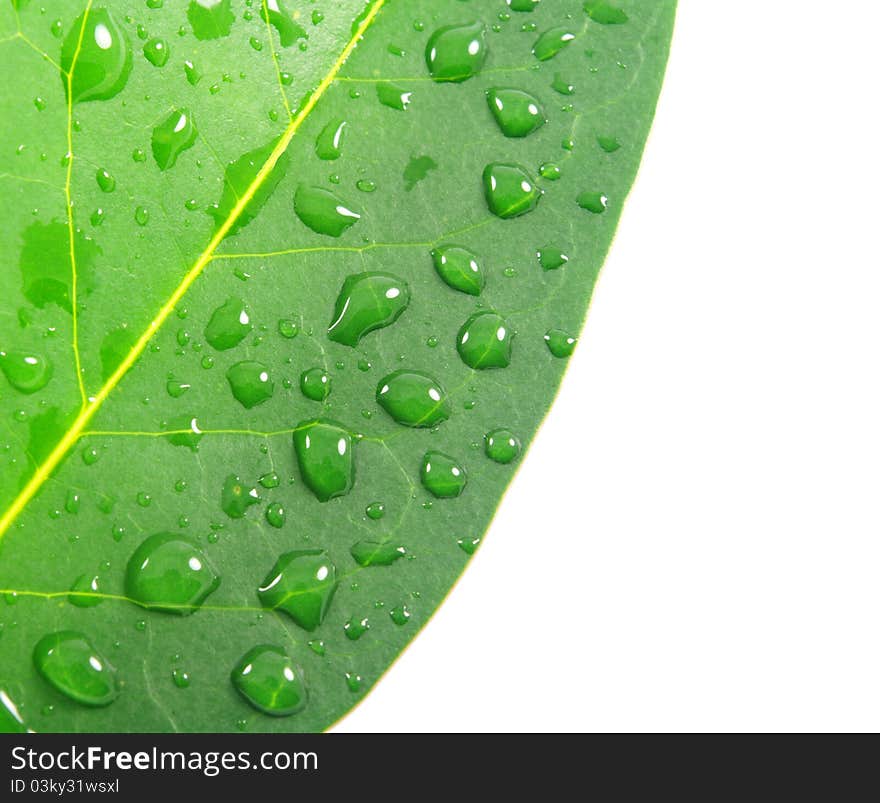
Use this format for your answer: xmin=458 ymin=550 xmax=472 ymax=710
xmin=0 ymin=0 xmax=675 ymax=732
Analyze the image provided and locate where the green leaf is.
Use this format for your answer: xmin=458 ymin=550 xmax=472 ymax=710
xmin=0 ymin=0 xmax=675 ymax=732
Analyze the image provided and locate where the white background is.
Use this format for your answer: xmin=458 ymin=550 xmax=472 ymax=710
xmin=336 ymin=1 xmax=880 ymax=732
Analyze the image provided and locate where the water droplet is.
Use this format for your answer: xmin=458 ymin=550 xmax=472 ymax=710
xmin=259 ymin=471 xmax=280 ymax=489
xmin=584 ymin=0 xmax=629 ymax=25
xmin=61 ymin=9 xmax=132 ymax=104
xmin=294 ymin=184 xmax=360 ymax=237
xmin=293 ymin=420 xmax=355 ymax=501
xmin=0 ymin=689 xmax=26 ymax=733
xmin=483 ymin=162 xmax=542 ymax=218
xmin=300 ymin=367 xmax=331 ymax=402
xmin=231 ymin=645 xmax=307 ymax=716
xmin=327 ymin=272 xmax=410 ymax=346
xmin=277 ymin=318 xmax=299 ymax=339
xmin=485 ymin=428 xmax=521 ymax=464
xmin=266 ymin=502 xmax=286 ymax=529
xmin=188 ymin=0 xmax=234 ymax=40
xmin=132 ymin=148 xmax=147 ymax=162
xmin=487 ymin=88 xmax=546 ymax=138
xmin=356 ymin=179 xmax=377 ymax=193
xmin=143 ymin=37 xmax=169 ymax=67
xmin=390 ymin=604 xmax=411 ymax=625
xmin=544 ymin=328 xmax=577 ymax=358
xmin=134 ymin=206 xmax=150 ymax=226
xmin=68 ymin=574 xmax=102 ymax=608
xmin=403 ymin=154 xmax=438 ymax=191
xmin=125 ymin=533 xmax=219 ymax=615
xmin=205 ymin=297 xmax=252 ymax=350
xmin=258 ymin=550 xmax=337 ymax=631
xmin=315 ymin=118 xmax=346 ymax=160
xmin=34 ymin=96 xmax=47 ymax=111
xmin=457 ymin=311 xmax=513 ymax=369
xmin=262 ymin=0 xmax=308 ymax=47
xmin=152 ymin=108 xmax=197 ymax=170
xmin=551 ymin=72 xmax=575 ymax=95
xmin=184 ymin=59 xmax=202 ymax=85
xmin=376 ymin=370 xmax=450 ymax=428
xmin=166 ymin=378 xmax=191 ymax=398
xmin=598 ymin=135 xmax=622 ymax=153
xmin=171 ymin=668 xmax=191 ymax=688
xmin=350 ymin=541 xmax=406 ymax=567
xmin=539 ymin=162 xmax=562 ymax=180
xmin=532 ymin=26 xmax=576 ymax=61
xmin=221 ymin=474 xmax=261 ymax=518
xmin=421 ymin=451 xmax=467 ymax=498
xmin=431 ymin=245 xmax=484 ymax=296
xmin=508 ymin=0 xmax=540 ymax=10
xmin=344 ymin=616 xmax=370 ymax=640
xmin=164 ymin=414 xmax=203 ymax=452
xmin=96 ymin=168 xmax=116 ymax=192
xmin=577 ymin=190 xmax=608 ymax=214
xmin=377 ymin=82 xmax=413 ymax=111
xmin=209 ymin=138 xmax=289 ymax=236
xmin=33 ymin=632 xmax=118 ymax=707
xmin=345 ymin=672 xmax=362 ymax=692
xmin=538 ymin=246 xmax=569 ymax=270
xmin=365 ymin=501 xmax=385 ymax=520
xmin=226 ymin=361 xmax=274 ymax=408
xmin=82 ymin=446 xmax=99 ymax=466
xmin=249 ymin=36 xmax=263 ymax=51
xmin=458 ymin=536 xmax=482 ymax=555
xmin=425 ymin=22 xmax=487 ymax=82
xmin=0 ymin=351 xmax=52 ymax=393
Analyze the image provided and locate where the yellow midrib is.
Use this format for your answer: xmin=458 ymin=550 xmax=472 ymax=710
xmin=0 ymin=0 xmax=386 ymax=539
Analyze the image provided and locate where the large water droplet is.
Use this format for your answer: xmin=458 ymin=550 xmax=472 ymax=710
xmin=152 ymin=108 xmax=197 ymax=170
xmin=584 ymin=0 xmax=629 ymax=24
xmin=61 ymin=9 xmax=132 ymax=104
xmin=293 ymin=420 xmax=355 ymax=501
xmin=258 ymin=550 xmax=337 ymax=631
xmin=487 ymin=88 xmax=546 ymax=138
xmin=483 ymin=162 xmax=542 ymax=218
xmin=262 ymin=0 xmax=308 ymax=47
xmin=0 ymin=351 xmax=52 ymax=393
xmin=188 ymin=0 xmax=234 ymax=40
xmin=300 ymin=367 xmax=331 ymax=402
xmin=532 ymin=26 xmax=576 ymax=61
xmin=33 ymin=632 xmax=118 ymax=707
xmin=205 ymin=297 xmax=252 ymax=351
xmin=226 ymin=361 xmax=274 ymax=408
xmin=431 ymin=245 xmax=484 ymax=296
xmin=294 ymin=185 xmax=360 ymax=237
xmin=485 ymin=428 xmax=521 ymax=464
xmin=426 ymin=22 xmax=487 ymax=82
xmin=221 ymin=474 xmax=261 ymax=518
xmin=231 ymin=645 xmax=307 ymax=716
xmin=544 ymin=328 xmax=577 ymax=358
xmin=421 ymin=451 xmax=467 ymax=498
xmin=350 ymin=540 xmax=406 ymax=567
xmin=315 ymin=118 xmax=346 ymax=160
xmin=376 ymin=370 xmax=450 ymax=428
xmin=327 ymin=272 xmax=410 ymax=346
xmin=125 ymin=533 xmax=220 ymax=615
xmin=457 ymin=311 xmax=514 ymax=369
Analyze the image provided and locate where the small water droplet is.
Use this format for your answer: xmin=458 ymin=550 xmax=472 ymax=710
xmin=426 ymin=22 xmax=487 ymax=82
xmin=96 ymin=168 xmax=116 ymax=192
xmin=584 ymin=1 xmax=629 ymax=25
xmin=421 ymin=451 xmax=467 ymax=498
xmin=293 ymin=420 xmax=355 ymax=501
xmin=327 ymin=272 xmax=410 ymax=346
xmin=350 ymin=541 xmax=406 ymax=567
xmin=344 ymin=616 xmax=370 ymax=640
xmin=532 ymin=26 xmax=576 ymax=61
xmin=266 ymin=501 xmax=287 ymax=529
xmin=538 ymin=246 xmax=569 ymax=270
xmin=68 ymin=574 xmax=102 ymax=608
xmin=172 ymin=668 xmax=191 ymax=688
xmin=458 ymin=536 xmax=482 ymax=555
xmin=226 ymin=361 xmax=274 ymax=408
xmin=33 ymin=632 xmax=118 ymax=707
xmin=365 ymin=501 xmax=385 ymax=520
xmin=544 ymin=328 xmax=577 ymax=358
xmin=539 ymin=161 xmax=562 ymax=180
xmin=551 ymin=73 xmax=575 ymax=95
xmin=485 ymin=428 xmax=521 ymax=464
xmin=577 ymin=190 xmax=608 ymax=214
xmin=184 ymin=59 xmax=202 ymax=85
xmin=277 ymin=318 xmax=299 ymax=339
xmin=377 ymin=82 xmax=413 ymax=111
xmin=0 ymin=350 xmax=53 ymax=393
xmin=300 ymin=367 xmax=331 ymax=402
xmin=390 ymin=604 xmax=411 ymax=625
xmin=315 ymin=118 xmax=346 ymax=160
xmin=134 ymin=206 xmax=150 ymax=226
xmin=205 ymin=297 xmax=252 ymax=350
xmin=152 ymin=108 xmax=197 ymax=170
xmin=258 ymin=550 xmax=337 ymax=631
xmin=376 ymin=370 xmax=450 ymax=428
xmin=294 ymin=185 xmax=360 ymax=237
xmin=143 ymin=37 xmax=169 ymax=67
xmin=231 ymin=645 xmax=307 ymax=716
xmin=597 ymin=135 xmax=622 ymax=153
xmin=221 ymin=474 xmax=261 ymax=519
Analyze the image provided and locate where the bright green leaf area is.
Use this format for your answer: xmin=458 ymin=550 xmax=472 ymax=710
xmin=0 ymin=0 xmax=675 ymax=732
